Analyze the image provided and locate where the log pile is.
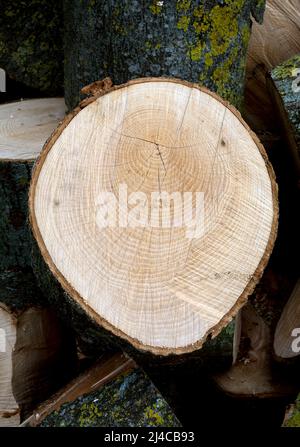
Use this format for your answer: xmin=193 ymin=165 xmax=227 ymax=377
xmin=0 ymin=98 xmax=77 ymax=425
xmin=0 ymin=0 xmax=299 ymax=429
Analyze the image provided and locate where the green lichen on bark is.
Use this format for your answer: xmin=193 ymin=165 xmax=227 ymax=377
xmin=64 ymin=0 xmax=266 ymax=110
xmin=271 ymin=54 xmax=300 ymax=155
xmin=283 ymin=394 xmax=300 ymax=427
xmin=40 ymin=368 xmax=181 ymax=427
xmin=0 ymin=0 xmax=63 ymax=94
xmin=0 ymin=161 xmax=34 ymax=270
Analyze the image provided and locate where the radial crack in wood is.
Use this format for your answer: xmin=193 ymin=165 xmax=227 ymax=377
xmin=29 ymin=78 xmax=278 ymax=355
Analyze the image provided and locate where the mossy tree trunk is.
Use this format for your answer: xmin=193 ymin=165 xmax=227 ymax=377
xmin=64 ymin=0 xmax=266 ymax=110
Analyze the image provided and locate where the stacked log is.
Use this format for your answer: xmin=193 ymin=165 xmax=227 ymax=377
xmin=0 ymin=98 xmax=77 ymax=424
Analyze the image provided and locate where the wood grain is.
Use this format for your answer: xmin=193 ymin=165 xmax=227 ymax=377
xmin=245 ymin=0 xmax=300 ymax=135
xmin=30 ymin=78 xmax=278 ymax=355
xmin=247 ymin=0 xmax=300 ymax=74
xmin=0 ymin=98 xmax=65 ymax=161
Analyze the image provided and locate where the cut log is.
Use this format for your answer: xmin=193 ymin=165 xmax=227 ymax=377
xmin=29 ymin=78 xmax=278 ymax=357
xmin=0 ymin=303 xmax=76 ymax=425
xmin=0 ymin=305 xmax=19 ymax=426
xmin=267 ymin=54 xmax=300 ymax=177
xmin=0 ymin=98 xmax=65 ymax=271
xmin=21 ymin=352 xmax=181 ymax=427
xmin=274 ymin=280 xmax=300 ymax=360
xmin=0 ymin=1 xmax=63 ymax=95
xmin=245 ymin=0 xmax=300 ymax=135
xmin=247 ymin=0 xmax=300 ymax=74
xmin=64 ymin=0 xmax=266 ymax=110
xmin=0 ymin=98 xmax=76 ymax=426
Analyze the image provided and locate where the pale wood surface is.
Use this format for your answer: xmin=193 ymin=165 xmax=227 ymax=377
xmin=30 ymin=78 xmax=278 ymax=354
xmin=0 ymin=306 xmax=19 ymax=426
xmin=274 ymin=280 xmax=300 ymax=359
xmin=245 ymin=0 xmax=300 ymax=135
xmin=0 ymin=98 xmax=65 ymax=160
xmin=247 ymin=0 xmax=300 ymax=74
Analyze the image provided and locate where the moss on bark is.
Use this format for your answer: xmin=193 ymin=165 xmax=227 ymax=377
xmin=283 ymin=393 xmax=300 ymax=427
xmin=64 ymin=0 xmax=266 ymax=110
xmin=271 ymin=54 xmax=300 ymax=157
xmin=39 ymin=368 xmax=181 ymax=427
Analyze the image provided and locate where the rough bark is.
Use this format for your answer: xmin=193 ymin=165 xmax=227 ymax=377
xmin=0 ymin=0 xmax=63 ymax=95
xmin=31 ymin=237 xmax=236 ymax=368
xmin=0 ymin=161 xmax=34 ymax=271
xmin=268 ymin=54 xmax=300 ymax=177
xmin=0 ymin=101 xmax=76 ymax=426
xmin=64 ymin=0 xmax=266 ymax=110
xmin=22 ymin=352 xmax=181 ymax=427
